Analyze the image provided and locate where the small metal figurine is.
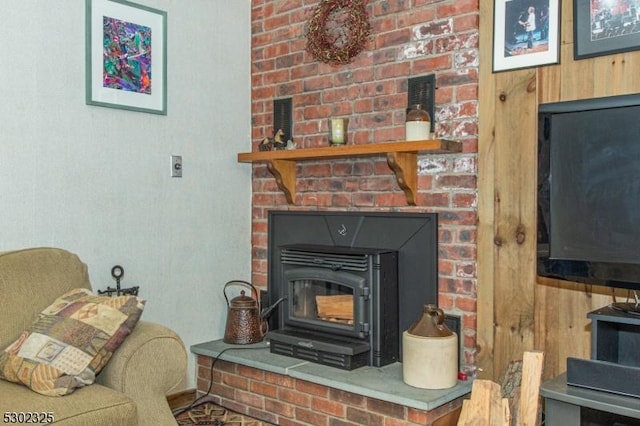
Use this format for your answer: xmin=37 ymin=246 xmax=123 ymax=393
xmin=258 ymin=136 xmax=272 ymax=151
xmin=272 ymin=129 xmax=286 ymax=150
xmin=98 ymin=265 xmax=140 ymax=297
xmin=258 ymin=129 xmax=291 ymax=151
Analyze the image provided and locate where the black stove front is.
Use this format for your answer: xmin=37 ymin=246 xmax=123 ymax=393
xmin=266 ymin=244 xmax=398 ymax=370
xmin=264 ymin=211 xmax=440 ymax=369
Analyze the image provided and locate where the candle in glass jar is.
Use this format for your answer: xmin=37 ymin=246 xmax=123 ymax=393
xmin=329 ymin=118 xmax=348 ymax=145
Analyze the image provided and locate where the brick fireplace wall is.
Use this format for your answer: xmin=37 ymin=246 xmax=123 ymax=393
xmin=249 ymin=0 xmax=479 ymax=368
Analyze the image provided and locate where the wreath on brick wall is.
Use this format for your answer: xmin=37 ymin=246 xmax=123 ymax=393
xmin=305 ymin=0 xmax=371 ymax=66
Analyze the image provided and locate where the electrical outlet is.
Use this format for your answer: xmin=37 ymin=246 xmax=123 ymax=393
xmin=171 ymin=155 xmax=182 ymax=178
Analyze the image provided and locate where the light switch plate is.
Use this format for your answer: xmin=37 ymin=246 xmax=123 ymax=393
xmin=171 ymin=155 xmax=182 ymax=177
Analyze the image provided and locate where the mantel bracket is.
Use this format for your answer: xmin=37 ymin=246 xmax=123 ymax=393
xmin=267 ymin=159 xmax=296 ymax=204
xmin=387 ymin=152 xmax=418 ymax=206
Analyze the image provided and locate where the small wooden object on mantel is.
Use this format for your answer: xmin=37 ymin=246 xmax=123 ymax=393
xmin=259 ymin=129 xmax=288 ymax=151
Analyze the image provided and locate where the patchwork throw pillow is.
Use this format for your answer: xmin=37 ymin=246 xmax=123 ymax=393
xmin=0 ymin=288 xmax=145 ymax=396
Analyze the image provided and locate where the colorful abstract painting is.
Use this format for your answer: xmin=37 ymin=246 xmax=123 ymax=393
xmin=86 ymin=0 xmax=166 ymax=114
xmin=103 ymin=16 xmax=152 ymax=94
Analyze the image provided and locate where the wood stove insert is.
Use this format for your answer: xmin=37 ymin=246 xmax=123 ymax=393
xmin=266 ymin=244 xmax=398 ymax=370
xmin=265 ymin=211 xmax=440 ymax=366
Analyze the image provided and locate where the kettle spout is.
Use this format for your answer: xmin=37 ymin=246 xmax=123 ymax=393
xmin=260 ymin=297 xmax=286 ymax=320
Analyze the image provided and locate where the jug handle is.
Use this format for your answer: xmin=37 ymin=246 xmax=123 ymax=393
xmin=428 ymin=305 xmax=446 ymax=326
xmin=223 ymin=280 xmax=259 ymax=307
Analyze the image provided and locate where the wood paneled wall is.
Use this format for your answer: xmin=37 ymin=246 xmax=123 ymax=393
xmin=478 ymin=1 xmax=640 ymax=381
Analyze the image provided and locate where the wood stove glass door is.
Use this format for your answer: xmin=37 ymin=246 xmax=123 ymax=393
xmin=284 ymin=268 xmax=368 ymax=339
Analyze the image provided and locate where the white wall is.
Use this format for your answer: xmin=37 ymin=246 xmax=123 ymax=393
xmin=0 ymin=1 xmax=252 ymax=389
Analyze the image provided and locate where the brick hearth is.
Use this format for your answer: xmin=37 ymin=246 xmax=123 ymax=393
xmin=193 ymin=340 xmax=471 ymax=426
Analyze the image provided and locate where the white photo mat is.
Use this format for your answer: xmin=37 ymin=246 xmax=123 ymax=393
xmin=493 ymin=0 xmax=560 ymax=72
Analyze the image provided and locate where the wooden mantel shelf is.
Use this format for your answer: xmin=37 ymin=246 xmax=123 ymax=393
xmin=237 ymin=139 xmax=462 ymax=205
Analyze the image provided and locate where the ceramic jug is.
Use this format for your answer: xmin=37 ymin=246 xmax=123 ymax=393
xmin=402 ymin=304 xmax=458 ymax=389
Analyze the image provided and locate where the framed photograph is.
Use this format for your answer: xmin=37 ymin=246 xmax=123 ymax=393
xmin=493 ymin=0 xmax=560 ymax=72
xmin=86 ymin=0 xmax=167 ymax=114
xmin=574 ymin=0 xmax=640 ymax=59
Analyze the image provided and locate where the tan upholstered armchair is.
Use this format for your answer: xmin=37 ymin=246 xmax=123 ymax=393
xmin=0 ymin=247 xmax=187 ymax=426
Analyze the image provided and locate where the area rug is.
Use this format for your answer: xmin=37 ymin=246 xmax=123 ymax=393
xmin=174 ymin=400 xmax=275 ymax=426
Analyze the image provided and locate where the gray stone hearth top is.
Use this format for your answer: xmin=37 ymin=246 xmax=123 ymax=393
xmin=191 ymin=339 xmax=472 ymax=412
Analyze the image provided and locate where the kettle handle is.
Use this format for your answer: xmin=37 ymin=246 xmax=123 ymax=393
xmin=223 ymin=280 xmax=259 ymax=307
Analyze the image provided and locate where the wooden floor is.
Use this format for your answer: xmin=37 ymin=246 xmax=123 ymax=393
xmin=167 ymin=388 xmax=197 ymax=411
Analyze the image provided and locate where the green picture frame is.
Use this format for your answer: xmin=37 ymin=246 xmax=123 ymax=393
xmin=86 ymin=0 xmax=167 ymax=115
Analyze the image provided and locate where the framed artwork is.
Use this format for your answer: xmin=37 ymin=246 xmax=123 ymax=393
xmin=493 ymin=0 xmax=560 ymax=72
xmin=574 ymin=0 xmax=640 ymax=59
xmin=86 ymin=0 xmax=167 ymax=114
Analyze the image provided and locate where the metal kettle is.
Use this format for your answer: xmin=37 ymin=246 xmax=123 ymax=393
xmin=222 ymin=280 xmax=286 ymax=345
xmin=223 ymin=280 xmax=264 ymax=344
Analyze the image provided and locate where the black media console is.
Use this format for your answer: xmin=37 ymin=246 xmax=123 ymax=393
xmin=541 ymin=306 xmax=640 ymax=425
xmin=567 ymin=306 xmax=640 ymax=398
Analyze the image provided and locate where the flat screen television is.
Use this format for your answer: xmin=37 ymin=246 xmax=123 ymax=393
xmin=537 ymin=93 xmax=640 ymax=314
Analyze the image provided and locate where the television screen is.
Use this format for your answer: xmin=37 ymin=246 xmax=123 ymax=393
xmin=538 ymin=94 xmax=640 ymax=297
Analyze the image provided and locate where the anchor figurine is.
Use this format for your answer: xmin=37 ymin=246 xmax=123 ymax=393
xmin=98 ymin=265 xmax=140 ymax=297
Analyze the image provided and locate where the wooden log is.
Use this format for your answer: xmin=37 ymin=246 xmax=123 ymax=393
xmin=500 ymin=360 xmax=522 ymax=425
xmin=457 ymin=379 xmax=510 ymax=426
xmin=456 ymin=400 xmax=472 ymax=425
xmin=315 ymin=295 xmax=353 ymax=320
xmin=518 ymin=351 xmax=544 ymax=426
xmin=501 ymin=398 xmax=512 ymax=426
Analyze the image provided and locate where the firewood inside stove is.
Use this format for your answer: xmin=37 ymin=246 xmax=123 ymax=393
xmin=316 ymin=294 xmax=354 ymax=323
